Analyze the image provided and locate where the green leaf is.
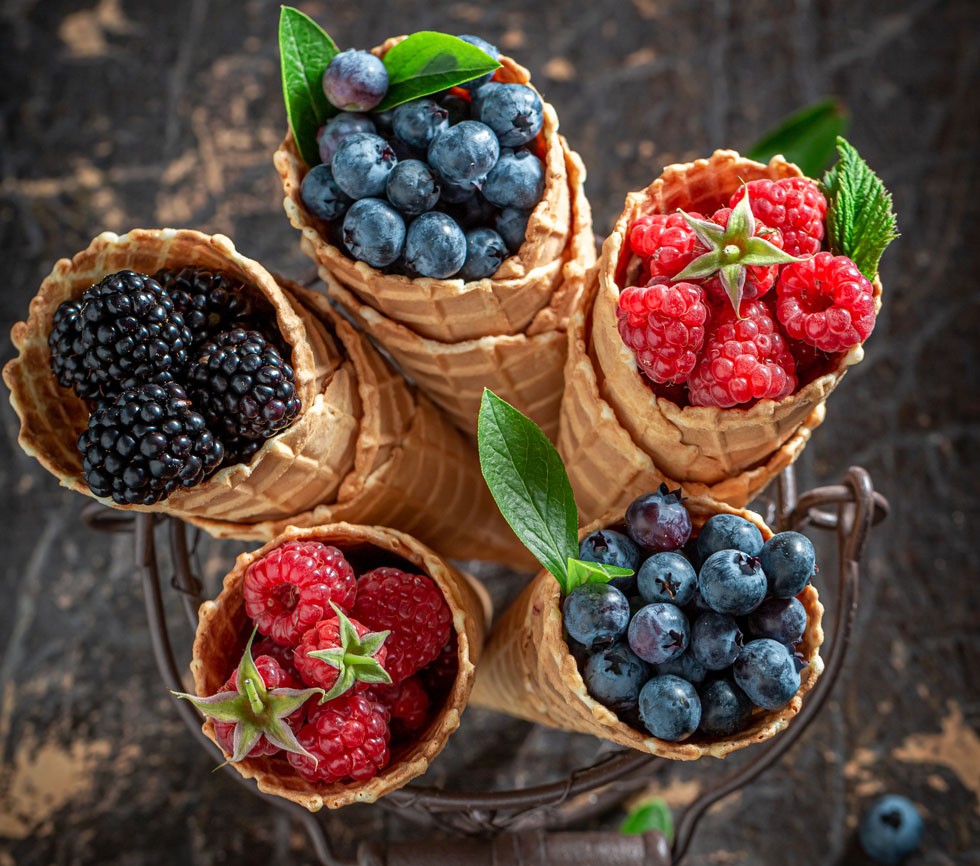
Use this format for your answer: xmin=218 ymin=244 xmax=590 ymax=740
xmin=747 ymin=98 xmax=849 ymax=178
xmin=477 ymin=389 xmax=579 ymax=591
xmin=566 ymin=558 xmax=634 ymax=593
xmin=821 ymin=137 xmax=899 ymax=280
xmin=279 ymin=6 xmax=338 ymax=167
xmin=620 ymin=798 xmax=674 ymax=840
xmin=374 ymin=31 xmax=501 ymax=112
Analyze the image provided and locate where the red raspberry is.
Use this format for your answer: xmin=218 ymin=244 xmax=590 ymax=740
xmin=351 ymin=568 xmax=452 ymax=685
xmin=375 ymin=676 xmax=431 ymax=736
xmin=288 ymin=694 xmax=390 ymax=783
xmin=213 ymin=656 xmax=305 ymax=758
xmin=628 ymin=212 xmax=703 ymax=278
xmin=775 ymin=252 xmax=876 ymax=352
xmin=419 ymin=631 xmax=459 ymax=698
xmin=244 ymin=541 xmax=357 ymax=646
xmin=688 ymin=300 xmax=797 ymax=407
xmin=701 ymin=207 xmax=785 ymax=304
xmin=730 ymin=178 xmax=826 ymax=257
xmin=617 ymin=278 xmax=709 ymax=384
xmin=294 ymin=615 xmax=388 ymax=694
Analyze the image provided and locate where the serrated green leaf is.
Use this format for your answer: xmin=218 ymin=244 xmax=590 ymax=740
xmin=566 ymin=558 xmax=634 ymax=593
xmin=747 ymin=98 xmax=849 ymax=178
xmin=374 ymin=32 xmax=501 ymax=112
xmin=279 ymin=6 xmax=338 ymax=167
xmin=620 ymin=798 xmax=674 ymax=840
xmin=478 ymin=389 xmax=579 ymax=590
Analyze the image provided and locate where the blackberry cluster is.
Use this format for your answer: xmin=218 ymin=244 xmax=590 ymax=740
xmin=153 ymin=267 xmax=254 ymax=345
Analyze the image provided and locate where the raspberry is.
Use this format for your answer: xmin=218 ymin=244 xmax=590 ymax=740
xmin=244 ymin=541 xmax=357 ymax=646
xmin=730 ymin=178 xmax=826 ymax=257
xmin=628 ymin=212 xmax=703 ymax=278
xmin=617 ymin=279 xmax=708 ymax=384
xmin=351 ymin=568 xmax=452 ymax=685
xmin=212 ymin=655 xmax=305 ymax=758
xmin=702 ymin=207 xmax=784 ymax=304
xmin=775 ymin=252 xmax=876 ymax=353
xmin=288 ymin=694 xmax=390 ymax=783
xmin=294 ymin=615 xmax=388 ymax=695
xmin=375 ymin=676 xmax=431 ymax=737
xmin=419 ymin=632 xmax=459 ymax=698
xmin=688 ymin=300 xmax=797 ymax=408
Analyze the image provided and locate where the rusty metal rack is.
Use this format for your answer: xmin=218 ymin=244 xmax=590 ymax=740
xmin=82 ymin=464 xmax=887 ymax=866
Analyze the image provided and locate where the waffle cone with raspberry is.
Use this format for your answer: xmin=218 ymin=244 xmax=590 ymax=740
xmin=470 ymin=497 xmax=824 ymax=759
xmin=190 ymin=522 xmax=487 ymax=810
xmin=558 ymin=151 xmax=883 ymax=519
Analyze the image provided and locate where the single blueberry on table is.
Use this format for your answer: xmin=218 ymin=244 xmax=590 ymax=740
xmin=402 ymin=212 xmax=468 ymax=279
xmin=439 ymin=92 xmax=471 ymax=125
xmin=745 ymin=597 xmax=807 ymax=645
xmin=625 ymin=486 xmax=693 ymax=553
xmin=691 ymin=611 xmax=744 ymax=670
xmin=300 ymin=164 xmax=353 ymax=221
xmin=637 ymin=551 xmax=697 ymax=606
xmin=733 ymin=638 xmax=805 ymax=710
xmin=697 ymin=549 xmax=768 ymax=616
xmin=482 ymin=149 xmax=545 ymax=210
xmin=638 ymin=675 xmax=701 ymax=741
xmin=322 ymin=49 xmax=389 ymax=112
xmin=478 ymin=82 xmax=545 ymax=147
xmin=628 ymin=602 xmax=689 ymax=665
xmin=759 ymin=531 xmax=816 ymax=598
xmin=698 ymin=679 xmax=753 ymax=737
xmin=495 ymin=207 xmax=531 ymax=252
xmin=460 ymin=227 xmax=509 ymax=281
xmin=654 ymin=648 xmax=707 ymax=684
xmin=428 ymin=121 xmax=500 ymax=184
xmin=582 ymin=641 xmax=650 ymax=715
xmin=457 ymin=35 xmax=500 ymax=91
xmin=342 ymin=198 xmax=405 ymax=268
xmin=385 ymin=160 xmax=441 ymax=216
xmin=392 ymin=98 xmax=450 ymax=151
xmin=562 ymin=582 xmax=631 ymax=647
xmin=859 ymin=795 xmax=924 ymax=865
xmin=331 ymin=133 xmax=398 ymax=199
xmin=317 ymin=113 xmax=376 ymax=165
xmin=696 ymin=513 xmax=765 ymax=560
xmin=578 ymin=529 xmax=641 ymax=594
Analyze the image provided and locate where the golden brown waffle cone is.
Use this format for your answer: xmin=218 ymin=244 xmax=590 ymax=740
xmin=470 ymin=499 xmax=824 ymax=759
xmin=274 ymin=39 xmax=571 ymax=343
xmin=319 ymin=139 xmax=595 ymax=438
xmin=190 ymin=522 xmax=487 ymax=810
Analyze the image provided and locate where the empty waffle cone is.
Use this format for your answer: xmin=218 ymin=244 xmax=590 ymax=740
xmin=275 ymin=39 xmax=571 ymax=343
xmin=470 ymin=499 xmax=824 ymax=759
xmin=319 ymin=140 xmax=595 ymax=439
xmin=190 ymin=522 xmax=487 ymax=810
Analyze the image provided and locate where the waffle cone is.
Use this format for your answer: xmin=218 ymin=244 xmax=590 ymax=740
xmin=319 ymin=139 xmax=595 ymax=438
xmin=470 ymin=499 xmax=824 ymax=759
xmin=190 ymin=522 xmax=487 ymax=810
xmin=274 ymin=40 xmax=571 ymax=343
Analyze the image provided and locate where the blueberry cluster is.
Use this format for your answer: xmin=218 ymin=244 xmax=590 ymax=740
xmin=300 ymin=37 xmax=545 ymax=280
xmin=564 ymin=486 xmax=815 ymax=742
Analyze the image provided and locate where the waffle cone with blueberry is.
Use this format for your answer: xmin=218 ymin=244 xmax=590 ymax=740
xmin=190 ymin=521 xmax=487 ymax=810
xmin=558 ymin=150 xmax=884 ymax=519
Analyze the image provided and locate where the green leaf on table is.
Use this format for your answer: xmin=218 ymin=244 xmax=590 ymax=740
xmin=374 ymin=31 xmax=501 ymax=112
xmin=477 ymin=389 xmax=578 ymax=590
xmin=746 ymin=98 xmax=849 ymax=178
xmin=279 ymin=6 xmax=339 ymax=167
xmin=620 ymin=797 xmax=674 ymax=840
xmin=566 ymin=558 xmax=634 ymax=594
xmin=821 ymin=136 xmax=899 ymax=280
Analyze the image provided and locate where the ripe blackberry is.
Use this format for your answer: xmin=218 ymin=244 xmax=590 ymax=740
xmin=49 ymin=270 xmax=192 ymax=401
xmin=187 ymin=327 xmax=301 ymax=444
xmin=153 ymin=266 xmax=254 ymax=346
xmin=77 ymin=382 xmax=223 ymax=505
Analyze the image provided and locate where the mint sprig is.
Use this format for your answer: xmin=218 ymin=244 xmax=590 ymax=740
xmin=477 ymin=390 xmax=634 ymax=593
xmin=821 ymin=137 xmax=898 ymax=280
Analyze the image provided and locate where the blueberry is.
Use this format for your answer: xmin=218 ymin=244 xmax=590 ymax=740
xmin=457 ymin=35 xmax=500 ymax=91
xmin=459 ymin=228 xmax=508 ymax=281
xmin=745 ymin=597 xmax=807 ymax=645
xmin=562 ymin=582 xmax=630 ymax=647
xmin=300 ymin=164 xmax=353 ymax=221
xmin=331 ymin=133 xmax=398 ymax=199
xmin=733 ymin=638 xmax=804 ymax=710
xmin=698 ymin=679 xmax=753 ymax=737
xmin=696 ymin=514 xmax=764 ymax=560
xmin=859 ymin=795 xmax=924 ymax=865
xmin=582 ymin=641 xmax=650 ymax=715
xmin=637 ymin=551 xmax=697 ymax=606
xmin=470 ymin=81 xmax=503 ymax=117
xmin=342 ymin=198 xmax=405 ymax=268
xmin=322 ymin=49 xmax=388 ymax=112
xmin=477 ymin=82 xmax=544 ymax=147
xmin=317 ymin=113 xmax=376 ymax=165
xmin=438 ymin=194 xmax=498 ymax=231
xmin=759 ymin=531 xmax=815 ymax=598
xmin=697 ymin=550 xmax=768 ymax=616
xmin=578 ymin=529 xmax=641 ymax=594
xmin=690 ymin=611 xmax=744 ymax=670
xmin=638 ymin=675 xmax=701 ymax=741
xmin=402 ymin=212 xmax=467 ymax=279
xmin=440 ymin=177 xmax=485 ymax=203
xmin=625 ymin=485 xmax=693 ymax=553
xmin=495 ymin=207 xmax=531 ymax=252
xmin=385 ymin=160 xmax=441 ymax=216
xmin=428 ymin=121 xmax=500 ymax=184
xmin=439 ymin=92 xmax=471 ymax=125
xmin=392 ymin=98 xmax=450 ymax=151
xmin=482 ymin=149 xmax=545 ymax=210
xmin=628 ymin=602 xmax=689 ymax=665
xmin=654 ymin=649 xmax=707 ymax=684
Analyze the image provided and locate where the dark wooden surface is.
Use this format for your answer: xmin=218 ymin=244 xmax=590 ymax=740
xmin=1 ymin=1 xmax=978 ymax=864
